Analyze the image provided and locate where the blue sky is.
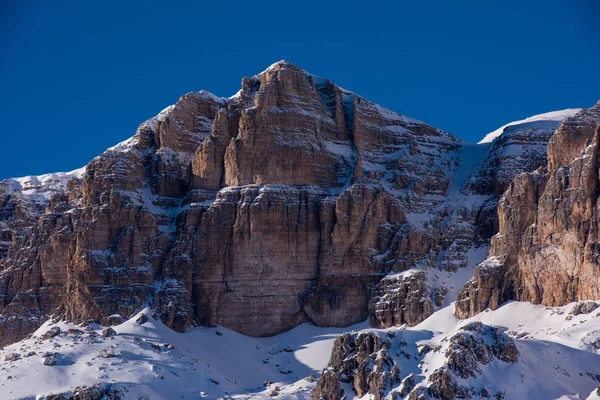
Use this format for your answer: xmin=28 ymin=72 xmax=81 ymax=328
xmin=1 ymin=1 xmax=599 ymax=179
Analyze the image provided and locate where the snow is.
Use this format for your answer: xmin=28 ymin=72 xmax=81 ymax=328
xmin=263 ymin=60 xmax=299 ymax=74
xmin=404 ymin=213 xmax=431 ymax=227
xmin=370 ymin=102 xmax=427 ymax=126
xmin=106 ymin=135 xmax=138 ymax=153
xmin=322 ymin=140 xmax=354 ymax=157
xmin=229 ymin=89 xmax=242 ymax=99
xmin=383 ymin=269 xmax=421 ymax=280
xmin=0 ymin=167 xmax=86 ymax=204
xmin=2 ymin=301 xmax=598 ymax=399
xmin=195 ymin=90 xmax=229 ymax=106
xmin=410 ymin=301 xmax=600 ymax=399
xmin=0 ymin=309 xmax=368 ymax=399
xmin=142 ymin=105 xmax=175 ymax=131
xmin=478 ymin=109 xmax=582 ymax=144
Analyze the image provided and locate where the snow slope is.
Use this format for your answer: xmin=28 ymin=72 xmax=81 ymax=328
xmin=0 ymin=308 xmax=369 ymax=399
xmin=1 ymin=302 xmax=598 ymax=399
xmin=478 ymin=109 xmax=582 ymax=144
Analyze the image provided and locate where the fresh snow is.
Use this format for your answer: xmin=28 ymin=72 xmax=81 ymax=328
xmin=0 ymin=167 xmax=85 ymax=204
xmin=0 ymin=309 xmax=368 ymax=399
xmin=478 ymin=109 xmax=582 ymax=144
xmin=1 ymin=301 xmax=598 ymax=399
xmin=409 ymin=301 xmax=600 ymax=399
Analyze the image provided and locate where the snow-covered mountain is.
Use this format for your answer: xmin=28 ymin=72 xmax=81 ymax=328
xmin=0 ymin=61 xmax=598 ymax=399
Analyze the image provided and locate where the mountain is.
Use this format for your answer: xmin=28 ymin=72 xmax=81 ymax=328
xmin=0 ymin=61 xmax=598 ymax=399
xmin=456 ymin=101 xmax=600 ymax=319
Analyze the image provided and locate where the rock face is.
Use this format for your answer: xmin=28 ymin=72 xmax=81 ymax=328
xmin=456 ymin=102 xmax=600 ymax=318
xmin=0 ymin=61 xmax=580 ymax=346
xmin=312 ymin=370 xmax=343 ymax=400
xmin=369 ymin=270 xmax=434 ymax=328
xmin=466 ymin=110 xmax=580 ymax=243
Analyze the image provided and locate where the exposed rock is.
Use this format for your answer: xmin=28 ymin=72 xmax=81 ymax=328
xmin=315 ymin=331 xmax=400 ymax=400
xmin=428 ymin=367 xmax=459 ymax=400
xmin=399 ymin=373 xmax=416 ymax=397
xmin=44 ymin=356 xmax=57 ymax=366
xmin=4 ymin=352 xmax=20 ymax=361
xmin=312 ymin=369 xmax=343 ymax=400
xmin=0 ymin=61 xmax=579 ymax=346
xmin=40 ymin=383 xmax=123 ymax=400
xmin=42 ymin=326 xmax=62 ymax=340
xmin=136 ymin=314 xmax=148 ymax=325
xmin=445 ymin=322 xmax=518 ymax=379
xmin=425 ymin=322 xmax=517 ymax=399
xmin=456 ymin=103 xmax=600 ymax=318
xmin=454 ymin=257 xmax=505 ymax=319
xmin=369 ymin=270 xmax=434 ymax=328
xmin=102 ymin=327 xmax=116 ymax=337
xmin=105 ymin=314 xmax=124 ymax=326
xmin=569 ymin=301 xmax=599 ymax=316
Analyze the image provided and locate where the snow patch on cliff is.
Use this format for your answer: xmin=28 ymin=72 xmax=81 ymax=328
xmin=478 ymin=109 xmax=582 ymax=144
xmin=0 ymin=167 xmax=85 ymax=204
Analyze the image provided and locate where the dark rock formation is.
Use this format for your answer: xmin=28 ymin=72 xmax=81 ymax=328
xmin=315 ymin=331 xmax=400 ymax=400
xmin=312 ymin=369 xmax=343 ymax=400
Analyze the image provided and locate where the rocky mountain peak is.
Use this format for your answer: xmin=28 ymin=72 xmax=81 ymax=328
xmin=0 ymin=62 xmax=591 ymax=356
xmin=1 ymin=62 xmax=599 ymax=400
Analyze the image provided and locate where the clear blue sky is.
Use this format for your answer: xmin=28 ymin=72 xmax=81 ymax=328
xmin=1 ymin=1 xmax=599 ymax=179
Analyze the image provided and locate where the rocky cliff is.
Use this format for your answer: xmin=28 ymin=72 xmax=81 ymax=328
xmin=456 ymin=102 xmax=600 ymax=318
xmin=0 ymin=61 xmax=580 ymax=346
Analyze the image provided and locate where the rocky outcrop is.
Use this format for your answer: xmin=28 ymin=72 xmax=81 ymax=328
xmin=312 ymin=370 xmax=343 ymax=400
xmin=456 ymin=102 xmax=600 ymax=318
xmin=315 ymin=332 xmax=400 ymax=400
xmin=570 ymin=301 xmax=599 ymax=316
xmin=316 ymin=322 xmax=518 ymax=400
xmin=426 ymin=322 xmax=517 ymax=400
xmin=369 ymin=270 xmax=434 ymax=328
xmin=40 ymin=383 xmax=123 ymax=400
xmin=0 ymin=60 xmax=579 ymax=345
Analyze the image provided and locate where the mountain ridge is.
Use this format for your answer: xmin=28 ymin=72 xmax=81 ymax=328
xmin=0 ymin=60 xmax=599 ymax=399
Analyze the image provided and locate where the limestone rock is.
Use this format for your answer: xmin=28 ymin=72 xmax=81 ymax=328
xmin=427 ymin=322 xmax=517 ymax=400
xmin=0 ymin=61 xmax=580 ymax=346
xmin=312 ymin=369 xmax=343 ymax=400
xmin=40 ymin=383 xmax=123 ymax=400
xmin=569 ymin=301 xmax=599 ymax=316
xmin=369 ymin=270 xmax=434 ymax=328
xmin=315 ymin=331 xmax=400 ymax=400
xmin=456 ymin=102 xmax=600 ymax=318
